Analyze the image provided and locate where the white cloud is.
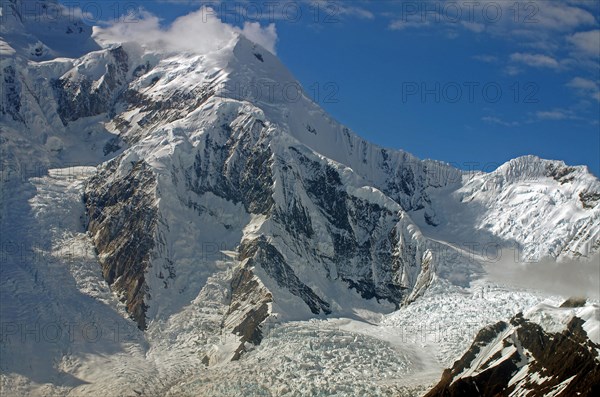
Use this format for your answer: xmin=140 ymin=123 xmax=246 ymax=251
xmin=93 ymin=6 xmax=278 ymax=54
xmin=461 ymin=21 xmax=485 ymax=33
xmin=487 ymin=252 xmax=600 ymax=300
xmin=387 ymin=1 xmax=596 ymax=34
xmin=239 ymin=21 xmax=277 ymax=54
xmin=482 ymin=116 xmax=519 ymax=127
xmin=535 ymin=109 xmax=574 ymax=120
xmin=509 ymin=52 xmax=562 ymax=69
xmin=568 ymin=76 xmax=599 ymax=91
xmin=532 ymin=3 xmax=597 ymax=31
xmin=337 ymin=5 xmax=374 ymax=20
xmin=309 ymin=1 xmax=374 ymax=20
xmin=389 ymin=18 xmax=430 ymax=31
xmin=504 ymin=65 xmax=522 ymax=76
xmin=190 ymin=0 xmax=375 ymax=23
xmin=567 ymin=30 xmax=600 ymax=57
xmin=567 ymin=77 xmax=600 ymax=102
xmin=385 ymin=1 xmax=597 ymax=72
xmin=472 ymin=55 xmax=498 ymax=63
xmin=531 ymin=107 xmax=598 ymax=124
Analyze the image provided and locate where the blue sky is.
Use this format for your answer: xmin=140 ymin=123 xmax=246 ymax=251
xmin=69 ymin=0 xmax=600 ymax=175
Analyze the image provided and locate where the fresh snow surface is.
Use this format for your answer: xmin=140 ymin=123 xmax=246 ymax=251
xmin=381 ymin=278 xmax=552 ymax=367
xmin=525 ymin=302 xmax=600 ymax=345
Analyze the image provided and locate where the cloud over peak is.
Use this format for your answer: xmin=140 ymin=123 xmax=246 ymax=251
xmin=93 ymin=6 xmax=278 ymax=55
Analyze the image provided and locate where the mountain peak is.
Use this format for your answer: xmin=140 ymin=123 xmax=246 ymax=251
xmin=492 ymin=155 xmax=599 ymax=187
xmin=0 ymin=0 xmax=99 ymax=60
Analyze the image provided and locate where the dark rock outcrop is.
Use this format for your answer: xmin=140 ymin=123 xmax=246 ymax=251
xmin=285 ymin=147 xmax=409 ymax=306
xmin=84 ymin=159 xmax=158 ymax=329
xmin=222 ymin=264 xmax=272 ymax=361
xmin=580 ymin=191 xmax=600 ymax=209
xmin=53 ymin=46 xmax=130 ymax=125
xmin=425 ymin=313 xmax=600 ymax=397
xmin=240 ymin=236 xmax=330 ymax=315
xmin=1 ymin=65 xmax=24 ymax=123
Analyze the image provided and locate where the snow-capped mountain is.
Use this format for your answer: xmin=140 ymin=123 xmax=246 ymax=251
xmin=60 ymin=33 xmax=600 ymax=336
xmin=0 ymin=0 xmax=99 ymax=61
xmin=426 ymin=299 xmax=600 ymax=397
xmin=1 ymin=1 xmax=599 ymax=395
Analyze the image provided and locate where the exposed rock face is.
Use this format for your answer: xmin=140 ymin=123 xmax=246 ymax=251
xmin=580 ymin=191 xmax=600 ymax=209
xmin=84 ymin=159 xmax=158 ymax=329
xmin=240 ymin=237 xmax=330 ymax=315
xmin=223 ymin=265 xmax=272 ymax=361
xmin=275 ymin=147 xmax=412 ymax=305
xmin=1 ymin=65 xmax=23 ymax=122
xmin=185 ymin=115 xmax=275 ymax=215
xmin=546 ymin=163 xmax=577 ymax=184
xmin=53 ymin=46 xmax=130 ymax=124
xmin=425 ymin=312 xmax=600 ymax=397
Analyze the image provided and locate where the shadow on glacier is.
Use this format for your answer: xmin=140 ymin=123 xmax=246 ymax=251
xmin=0 ymin=175 xmax=147 ymax=387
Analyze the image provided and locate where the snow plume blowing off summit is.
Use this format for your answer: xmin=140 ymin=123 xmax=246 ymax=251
xmin=93 ymin=6 xmax=278 ymax=54
xmin=485 ymin=251 xmax=600 ymax=300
